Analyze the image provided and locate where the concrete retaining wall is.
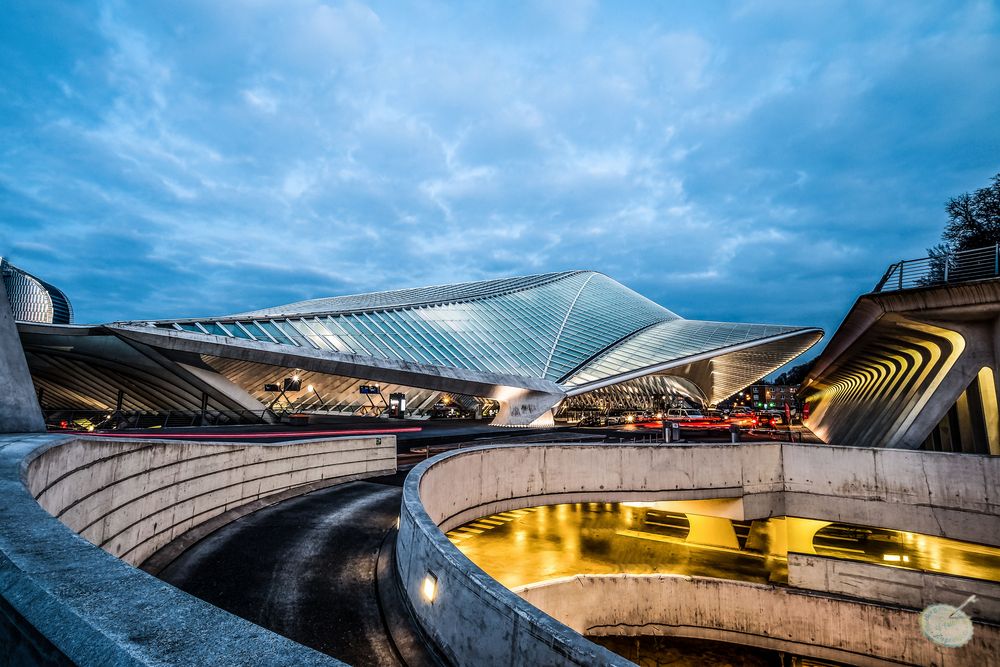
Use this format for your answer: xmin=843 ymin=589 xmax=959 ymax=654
xmin=25 ymin=434 xmax=396 ymax=567
xmin=781 ymin=445 xmax=1000 ymax=544
xmin=515 ymin=574 xmax=1000 ymax=667
xmin=1 ymin=432 xmax=394 ymax=666
xmin=396 ymin=442 xmax=1000 ymax=667
xmin=788 ymin=553 xmax=1000 ymax=622
xmin=420 ymin=442 xmax=783 ymax=532
xmin=397 ymin=449 xmax=633 ymax=666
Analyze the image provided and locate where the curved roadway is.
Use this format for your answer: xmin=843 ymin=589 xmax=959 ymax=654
xmin=158 ymin=480 xmax=404 ymax=667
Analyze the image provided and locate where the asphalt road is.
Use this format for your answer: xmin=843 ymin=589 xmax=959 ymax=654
xmin=158 ymin=480 xmax=404 ymax=667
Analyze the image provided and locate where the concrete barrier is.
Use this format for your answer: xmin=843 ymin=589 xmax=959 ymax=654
xmin=781 ymin=445 xmax=1000 ymax=543
xmin=1 ymin=432 xmax=395 ymax=666
xmin=25 ymin=434 xmax=396 ymax=567
xmin=514 ymin=574 xmax=1000 ymax=667
xmin=418 ymin=442 xmax=784 ymax=532
xmin=788 ymin=553 xmax=1000 ymax=622
xmin=396 ymin=442 xmax=1000 ymax=666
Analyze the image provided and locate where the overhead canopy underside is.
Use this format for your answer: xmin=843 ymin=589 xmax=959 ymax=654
xmin=801 ymin=279 xmax=1000 ymax=453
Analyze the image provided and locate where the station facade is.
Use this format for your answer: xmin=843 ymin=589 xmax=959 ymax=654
xmin=15 ymin=267 xmax=822 ymax=427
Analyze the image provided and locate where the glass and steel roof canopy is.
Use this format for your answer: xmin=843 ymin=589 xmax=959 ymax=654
xmin=130 ymin=270 xmax=821 ymax=396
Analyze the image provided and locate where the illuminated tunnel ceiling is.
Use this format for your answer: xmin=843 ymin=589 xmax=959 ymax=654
xmin=801 ymin=280 xmax=1000 ymax=453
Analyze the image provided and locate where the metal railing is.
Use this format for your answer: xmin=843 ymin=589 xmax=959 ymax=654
xmin=874 ymin=244 xmax=1000 ymax=293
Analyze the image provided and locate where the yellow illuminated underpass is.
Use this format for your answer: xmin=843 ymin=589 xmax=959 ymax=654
xmin=447 ymin=500 xmax=1000 ymax=589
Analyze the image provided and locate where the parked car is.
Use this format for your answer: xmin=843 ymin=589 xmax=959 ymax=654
xmin=665 ymin=408 xmax=704 ymax=420
xmin=665 ymin=408 xmax=728 ymax=429
xmin=756 ymin=411 xmax=784 ymax=428
xmin=576 ymin=416 xmax=600 ymax=426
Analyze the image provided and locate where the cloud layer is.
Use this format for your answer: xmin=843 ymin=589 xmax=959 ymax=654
xmin=2 ymin=1 xmax=999 ymax=371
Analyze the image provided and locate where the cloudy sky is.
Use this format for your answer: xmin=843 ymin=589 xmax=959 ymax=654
xmin=2 ymin=1 xmax=999 ymax=367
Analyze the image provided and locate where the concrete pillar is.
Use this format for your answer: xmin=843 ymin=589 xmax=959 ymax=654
xmin=684 ymin=515 xmax=739 ymax=549
xmin=978 ymin=366 xmax=1000 ymax=455
xmin=489 ymin=387 xmax=562 ymax=427
xmin=0 ymin=278 xmax=45 ymax=432
xmin=766 ymin=517 xmax=831 ymax=556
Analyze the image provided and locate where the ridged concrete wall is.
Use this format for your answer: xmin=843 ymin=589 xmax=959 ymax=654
xmin=515 ymin=574 xmax=1000 ymax=667
xmin=802 ymin=281 xmax=1000 ymax=452
xmin=788 ymin=553 xmax=1000 ymax=621
xmin=25 ymin=435 xmax=396 ymax=567
xmin=1 ymin=433 xmax=394 ymax=666
xmin=397 ymin=442 xmax=1000 ymax=667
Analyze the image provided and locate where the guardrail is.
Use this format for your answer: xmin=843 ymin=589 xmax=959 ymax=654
xmin=874 ymin=244 xmax=1000 ymax=292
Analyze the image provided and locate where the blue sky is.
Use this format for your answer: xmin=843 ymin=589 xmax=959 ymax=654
xmin=2 ymin=1 xmax=999 ymax=368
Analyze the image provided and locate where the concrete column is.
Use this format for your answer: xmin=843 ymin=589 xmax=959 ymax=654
xmin=684 ymin=515 xmax=739 ymax=549
xmin=0 ymin=279 xmax=45 ymax=432
xmin=979 ymin=366 xmax=1000 ymax=455
xmin=488 ymin=387 xmax=562 ymax=427
xmin=894 ymin=318 xmax=992 ymax=449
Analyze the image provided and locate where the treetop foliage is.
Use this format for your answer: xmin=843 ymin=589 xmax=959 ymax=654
xmin=932 ymin=172 xmax=1000 ymax=254
xmin=771 ymin=359 xmax=815 ymax=386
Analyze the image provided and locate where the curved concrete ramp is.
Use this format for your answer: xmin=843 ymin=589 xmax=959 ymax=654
xmin=26 ymin=434 xmax=395 ymax=568
xmin=515 ymin=574 xmax=986 ymax=667
xmin=1 ymin=433 xmax=395 ymax=666
xmin=396 ymin=442 xmax=1000 ymax=666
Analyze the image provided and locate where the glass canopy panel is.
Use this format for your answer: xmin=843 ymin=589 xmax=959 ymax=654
xmin=221 ymin=322 xmax=253 ymax=340
xmin=197 ymin=322 xmax=231 ymax=336
xmin=240 ymin=321 xmax=273 ymax=342
xmin=544 ymin=273 xmax=676 ymax=381
xmin=289 ymin=319 xmax=328 ymax=350
xmin=292 ymin=272 xmax=599 ymax=376
xmin=259 ymin=320 xmax=296 ymax=346
xmin=152 ymin=272 xmax=813 ymax=395
xmin=228 ymin=271 xmax=581 ymax=319
xmin=564 ymin=320 xmax=803 ymax=387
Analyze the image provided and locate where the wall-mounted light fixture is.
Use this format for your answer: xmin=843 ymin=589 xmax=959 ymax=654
xmin=421 ymin=572 xmax=438 ymax=603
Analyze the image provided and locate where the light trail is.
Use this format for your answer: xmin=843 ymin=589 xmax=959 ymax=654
xmin=65 ymin=427 xmax=423 ymax=439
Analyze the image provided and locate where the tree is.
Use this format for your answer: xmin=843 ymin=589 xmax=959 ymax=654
xmin=773 ymin=359 xmax=815 ymax=386
xmin=931 ymin=172 xmax=1000 ymax=254
xmin=924 ymin=173 xmax=1000 ymax=284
